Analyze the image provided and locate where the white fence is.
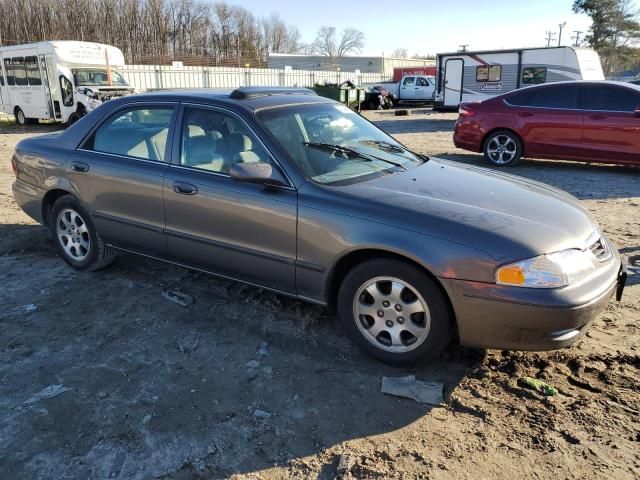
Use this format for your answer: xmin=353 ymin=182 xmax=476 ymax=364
xmin=120 ymin=64 xmax=389 ymax=91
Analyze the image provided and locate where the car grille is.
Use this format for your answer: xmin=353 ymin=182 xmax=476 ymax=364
xmin=588 ymin=236 xmax=611 ymax=261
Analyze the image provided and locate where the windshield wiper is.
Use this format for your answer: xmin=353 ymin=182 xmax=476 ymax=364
xmin=358 ymin=139 xmax=429 ymax=164
xmin=303 ymin=142 xmax=407 ymax=171
xmin=359 ymin=139 xmax=408 ymax=154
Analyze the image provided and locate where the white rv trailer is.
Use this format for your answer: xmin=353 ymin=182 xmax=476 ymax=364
xmin=0 ymin=41 xmax=135 ymax=125
xmin=434 ymin=46 xmax=604 ymax=110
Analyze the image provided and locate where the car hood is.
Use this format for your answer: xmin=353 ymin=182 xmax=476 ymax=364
xmin=336 ymin=158 xmax=596 ymax=260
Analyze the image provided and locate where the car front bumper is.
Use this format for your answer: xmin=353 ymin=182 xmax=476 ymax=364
xmin=441 ymin=254 xmax=625 ymax=351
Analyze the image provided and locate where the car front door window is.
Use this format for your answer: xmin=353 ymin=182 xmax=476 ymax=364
xmin=585 ymin=85 xmax=640 ymax=112
xmin=179 ymin=107 xmax=270 ymax=175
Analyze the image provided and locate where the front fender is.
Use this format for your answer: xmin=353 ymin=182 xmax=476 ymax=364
xmin=296 ymin=204 xmax=497 ymax=304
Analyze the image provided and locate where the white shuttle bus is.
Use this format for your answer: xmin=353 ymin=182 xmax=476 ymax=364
xmin=0 ymin=41 xmax=135 ymax=125
xmin=434 ymin=46 xmax=604 ymax=110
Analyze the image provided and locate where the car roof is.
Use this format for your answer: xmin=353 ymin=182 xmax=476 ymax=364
xmin=502 ymin=80 xmax=640 ymax=94
xmin=114 ymin=87 xmax=335 ymax=111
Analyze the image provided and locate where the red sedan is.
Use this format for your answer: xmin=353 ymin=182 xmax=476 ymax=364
xmin=453 ymin=81 xmax=640 ymax=166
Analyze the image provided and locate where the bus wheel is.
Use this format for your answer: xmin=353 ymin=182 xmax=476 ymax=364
xmin=15 ymin=108 xmax=27 ymax=126
xmin=66 ymin=113 xmax=81 ymax=127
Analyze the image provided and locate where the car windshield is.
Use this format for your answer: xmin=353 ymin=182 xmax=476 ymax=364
xmin=257 ymin=103 xmax=424 ymax=185
xmin=72 ymin=68 xmax=129 ymax=87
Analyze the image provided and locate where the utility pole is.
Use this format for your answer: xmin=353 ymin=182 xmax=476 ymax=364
xmin=545 ymin=31 xmax=557 ymax=47
xmin=572 ymin=31 xmax=583 ymax=47
xmin=558 ymin=22 xmax=567 ymax=46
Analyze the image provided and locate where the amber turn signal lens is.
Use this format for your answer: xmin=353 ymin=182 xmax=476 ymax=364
xmin=497 ymin=266 xmax=526 ymax=285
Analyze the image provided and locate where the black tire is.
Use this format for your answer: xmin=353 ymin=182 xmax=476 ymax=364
xmin=49 ymin=195 xmax=116 ymax=271
xmin=337 ymin=258 xmax=453 ymax=364
xmin=66 ymin=112 xmax=81 ymax=127
xmin=14 ymin=107 xmax=27 ymax=126
xmin=483 ymin=130 xmax=523 ymax=167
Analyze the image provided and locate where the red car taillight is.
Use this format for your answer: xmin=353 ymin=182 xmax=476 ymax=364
xmin=11 ymin=155 xmax=18 ymax=177
xmin=458 ymin=105 xmax=476 ymax=117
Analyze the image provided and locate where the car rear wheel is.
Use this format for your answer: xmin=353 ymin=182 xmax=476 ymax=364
xmin=337 ymin=259 xmax=452 ymax=364
xmin=484 ymin=130 xmax=522 ymax=166
xmin=49 ymin=195 xmax=116 ymax=271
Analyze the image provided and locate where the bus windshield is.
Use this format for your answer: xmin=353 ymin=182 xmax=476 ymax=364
xmin=72 ymin=68 xmax=129 ymax=87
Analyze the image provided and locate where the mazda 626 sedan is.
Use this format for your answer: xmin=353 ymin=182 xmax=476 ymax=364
xmin=12 ymin=87 xmax=627 ymax=363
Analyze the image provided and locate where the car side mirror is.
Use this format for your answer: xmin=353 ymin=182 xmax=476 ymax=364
xmin=634 ymin=106 xmax=640 ymax=116
xmin=230 ymin=162 xmax=288 ymax=188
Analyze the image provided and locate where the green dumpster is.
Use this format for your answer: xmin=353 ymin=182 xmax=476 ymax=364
xmin=310 ymin=86 xmax=366 ymax=112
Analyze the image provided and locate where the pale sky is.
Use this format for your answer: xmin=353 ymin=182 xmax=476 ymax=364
xmin=240 ymin=0 xmax=600 ymax=56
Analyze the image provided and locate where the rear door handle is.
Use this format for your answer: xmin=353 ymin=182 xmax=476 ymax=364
xmin=589 ymin=115 xmax=607 ymax=120
xmin=518 ymin=112 xmax=534 ymax=117
xmin=173 ymin=182 xmax=198 ymax=195
xmin=70 ymin=161 xmax=89 ymax=173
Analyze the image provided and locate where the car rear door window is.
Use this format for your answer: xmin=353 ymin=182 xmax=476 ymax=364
xmin=179 ymin=107 xmax=270 ymax=175
xmin=506 ymin=85 xmax=578 ymax=109
xmin=403 ymin=77 xmax=415 ymax=86
xmin=584 ymin=85 xmax=640 ymax=112
xmin=83 ymin=106 xmax=175 ymax=162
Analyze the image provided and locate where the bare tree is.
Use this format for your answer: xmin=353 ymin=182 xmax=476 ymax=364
xmin=312 ymin=25 xmax=365 ymax=62
xmin=391 ymin=48 xmax=408 ymax=58
xmin=337 ymin=27 xmax=365 ymax=57
xmin=0 ymin=0 xmax=306 ymax=66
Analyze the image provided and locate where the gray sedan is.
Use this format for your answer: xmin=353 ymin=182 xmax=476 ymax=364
xmin=11 ymin=87 xmax=627 ymax=363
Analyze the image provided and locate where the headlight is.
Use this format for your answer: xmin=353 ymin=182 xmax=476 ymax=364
xmin=495 ymin=249 xmax=599 ymax=288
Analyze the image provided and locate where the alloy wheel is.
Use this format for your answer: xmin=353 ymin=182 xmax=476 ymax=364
xmin=353 ymin=276 xmax=431 ymax=353
xmin=487 ymin=135 xmax=517 ymax=164
xmin=56 ymin=208 xmax=91 ymax=261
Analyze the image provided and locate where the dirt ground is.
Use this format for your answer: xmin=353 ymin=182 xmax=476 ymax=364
xmin=0 ymin=110 xmax=638 ymax=480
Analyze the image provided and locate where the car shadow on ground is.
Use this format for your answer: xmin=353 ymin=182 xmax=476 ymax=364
xmin=0 ymin=224 xmax=481 ymax=479
xmin=435 ymin=153 xmax=640 ymax=201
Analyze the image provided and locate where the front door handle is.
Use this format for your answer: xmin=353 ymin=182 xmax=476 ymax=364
xmin=173 ymin=182 xmax=198 ymax=195
xmin=589 ymin=114 xmax=607 ymax=120
xmin=71 ymin=161 xmax=89 ymax=173
xmin=518 ymin=112 xmax=534 ymax=117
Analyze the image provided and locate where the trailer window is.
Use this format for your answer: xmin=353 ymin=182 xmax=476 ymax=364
xmin=60 ymin=76 xmax=74 ymax=107
xmin=476 ymin=65 xmax=501 ymax=82
xmin=12 ymin=58 xmax=27 ymax=86
xmin=4 ymin=59 xmax=14 ymax=85
xmin=522 ymin=67 xmax=547 ymax=85
xmin=25 ymin=56 xmax=42 ymax=86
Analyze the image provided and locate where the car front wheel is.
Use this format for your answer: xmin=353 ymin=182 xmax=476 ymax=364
xmin=337 ymin=259 xmax=452 ymax=364
xmin=484 ymin=130 xmax=522 ymax=166
xmin=49 ymin=195 xmax=116 ymax=271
